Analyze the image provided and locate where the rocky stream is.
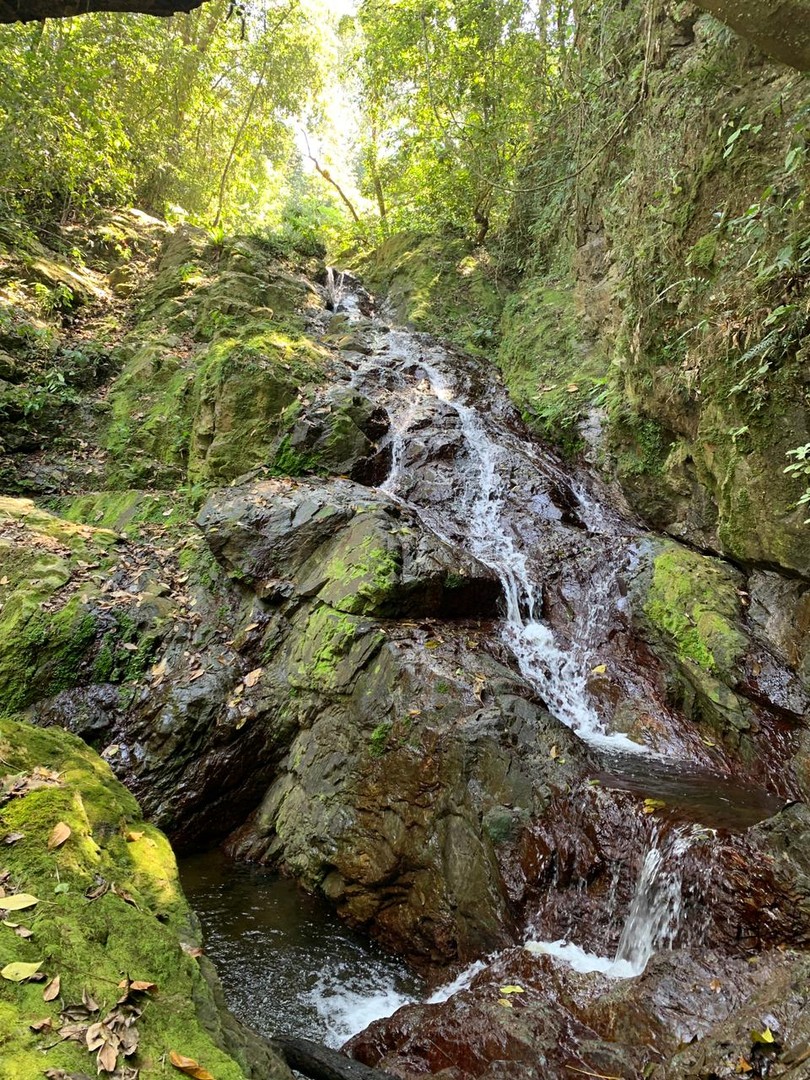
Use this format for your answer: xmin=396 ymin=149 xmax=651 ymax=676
xmin=2 ymin=224 xmax=810 ymax=1080
xmin=177 ymin=269 xmax=810 ymax=1079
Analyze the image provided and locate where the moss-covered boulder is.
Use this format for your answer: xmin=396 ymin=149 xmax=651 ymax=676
xmin=631 ymin=540 xmax=809 ymax=759
xmin=357 ymin=232 xmax=506 ymax=354
xmin=0 ymin=716 xmax=291 ymax=1080
xmin=104 ymin=231 xmax=333 ymax=488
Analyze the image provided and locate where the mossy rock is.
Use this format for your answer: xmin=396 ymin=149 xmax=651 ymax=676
xmin=637 ymin=541 xmax=757 ymax=753
xmin=0 ymin=499 xmax=120 ymax=716
xmin=0 ymin=716 xmax=288 ymax=1079
xmin=642 ymin=542 xmax=747 ymax=677
xmin=357 ymin=232 xmax=505 ymax=353
xmin=497 ymin=281 xmax=603 ymax=456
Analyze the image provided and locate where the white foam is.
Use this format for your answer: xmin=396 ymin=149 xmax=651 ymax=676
xmin=524 ymin=939 xmax=638 ymax=979
xmin=303 ymin=976 xmax=416 ymax=1048
xmin=426 ymin=960 xmax=487 ymax=1003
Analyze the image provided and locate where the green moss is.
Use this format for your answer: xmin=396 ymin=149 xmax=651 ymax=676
xmin=687 ymin=232 xmax=718 ymax=271
xmin=643 ymin=544 xmax=747 ymax=676
xmin=0 ymin=717 xmax=249 ymax=1079
xmin=269 ymin=435 xmax=320 ymax=477
xmin=320 ymin=534 xmax=401 ymax=616
xmin=369 ymin=722 xmax=392 ymax=757
xmin=497 ymin=283 xmax=601 ymax=456
xmin=357 ymin=233 xmax=505 ymax=354
xmin=0 ymin=589 xmax=99 ymax=715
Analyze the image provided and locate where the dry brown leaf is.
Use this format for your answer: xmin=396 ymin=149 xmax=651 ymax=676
xmin=48 ymin=822 xmax=72 ymax=850
xmin=243 ymin=667 xmax=263 ymax=688
xmin=14 ymin=924 xmax=33 ymax=938
xmin=180 ymin=942 xmax=204 ymax=957
xmin=29 ymin=1016 xmax=53 ymax=1032
xmin=86 ymin=1021 xmax=106 ymax=1051
xmin=125 ymin=831 xmax=144 ymax=843
xmin=118 ymin=978 xmax=156 ymax=993
xmin=98 ymin=1039 xmax=119 ymax=1073
xmin=3 ymin=831 xmax=24 ymax=844
xmin=111 ymin=884 xmax=139 ymax=908
xmin=43 ymin=974 xmax=61 ymax=1001
xmin=169 ymin=1051 xmax=215 ymax=1079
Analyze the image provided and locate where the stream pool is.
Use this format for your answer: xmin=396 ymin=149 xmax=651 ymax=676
xmin=179 ymin=850 xmax=425 ymax=1048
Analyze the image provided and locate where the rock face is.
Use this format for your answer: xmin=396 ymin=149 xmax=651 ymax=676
xmin=347 ymin=946 xmax=810 ymax=1080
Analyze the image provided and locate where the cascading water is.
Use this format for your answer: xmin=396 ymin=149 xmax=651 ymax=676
xmin=525 ymin=824 xmax=709 ymax=978
xmin=356 ymin=328 xmax=646 ymax=754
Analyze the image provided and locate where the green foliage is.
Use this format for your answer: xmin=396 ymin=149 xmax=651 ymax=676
xmin=785 ymin=443 xmax=810 ymax=521
xmin=369 ymin=721 xmax=392 ymax=756
xmin=0 ymin=3 xmax=323 ymax=228
xmin=348 ymin=0 xmax=561 ymax=240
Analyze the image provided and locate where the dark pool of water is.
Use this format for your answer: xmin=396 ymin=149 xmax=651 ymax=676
xmin=179 ymin=850 xmax=425 ymax=1048
xmin=595 ymin=753 xmax=785 ymax=831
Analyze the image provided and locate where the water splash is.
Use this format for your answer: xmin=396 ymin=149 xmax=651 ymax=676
xmin=324 ymin=267 xmax=345 ymax=311
xmin=525 ymin=825 xmax=706 ymax=979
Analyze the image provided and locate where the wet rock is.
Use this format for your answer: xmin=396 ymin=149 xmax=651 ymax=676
xmin=198 ymin=477 xmax=503 ymax=620
xmin=347 ymin=944 xmax=810 ymax=1080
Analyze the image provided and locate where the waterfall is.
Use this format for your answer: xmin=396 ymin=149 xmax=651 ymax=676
xmin=525 ymin=825 xmax=706 ymax=978
xmin=364 ymin=336 xmax=646 ymax=754
xmin=324 ymin=267 xmax=345 ymax=311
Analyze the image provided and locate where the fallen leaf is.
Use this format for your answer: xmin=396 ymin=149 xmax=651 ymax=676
xmin=180 ymin=942 xmax=204 ymax=957
xmin=169 ymin=1051 xmax=215 ymax=1079
xmin=118 ymin=978 xmax=156 ymax=994
xmin=98 ymin=1039 xmax=119 ymax=1072
xmin=424 ymin=639 xmax=442 ymax=650
xmin=44 ymin=1070 xmax=93 ymax=1079
xmin=121 ymin=642 xmax=138 ymax=652
xmin=499 ymin=985 xmax=525 ymax=994
xmin=751 ymin=1026 xmax=775 ymax=1044
xmin=14 ymin=924 xmax=34 ymax=938
xmin=3 ymin=831 xmax=24 ymax=844
xmin=549 ymin=745 xmax=559 ymax=760
xmin=709 ymin=977 xmax=722 ymax=993
xmin=643 ymin=798 xmax=666 ymax=814
xmin=496 ymin=999 xmax=513 ymax=1008
xmin=86 ymin=1020 xmax=106 ymax=1051
xmin=566 ymin=383 xmax=579 ymax=392
xmin=43 ymin=974 xmax=61 ymax=1001
xmin=0 ymin=892 xmax=39 ymax=910
xmin=111 ymin=884 xmax=139 ymax=908
xmin=591 ymin=663 xmax=607 ymax=675
xmin=736 ymin=1057 xmax=753 ymax=1074
xmin=82 ymin=988 xmax=100 ymax=1012
xmin=29 ymin=1016 xmax=53 ymax=1032
xmin=126 ymin=831 xmax=145 ymax=843
xmin=243 ymin=667 xmax=263 ymax=688
xmin=48 ymin=822 xmax=72 ymax=849
xmin=1 ymin=959 xmax=43 ymax=982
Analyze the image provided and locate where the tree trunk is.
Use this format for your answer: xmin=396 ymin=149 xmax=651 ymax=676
xmin=271 ymin=1036 xmax=397 ymax=1080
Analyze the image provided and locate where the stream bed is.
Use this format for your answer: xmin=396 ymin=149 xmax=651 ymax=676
xmin=175 ymin=274 xmax=809 ymax=1077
